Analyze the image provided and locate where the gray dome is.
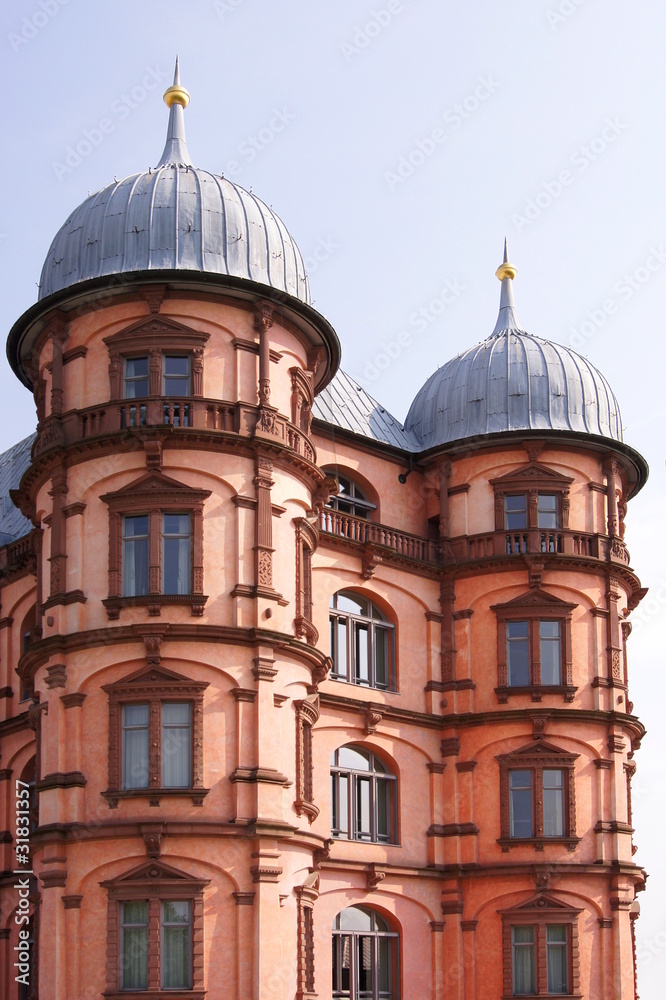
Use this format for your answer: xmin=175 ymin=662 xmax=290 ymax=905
xmin=39 ymin=64 xmax=309 ymax=304
xmin=405 ymin=254 xmax=623 ymax=449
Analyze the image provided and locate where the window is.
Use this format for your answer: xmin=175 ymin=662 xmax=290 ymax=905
xmin=499 ymin=894 xmax=582 ymax=998
xmin=331 ymin=745 xmax=397 ymax=843
xmin=103 ymin=666 xmax=208 ymax=807
xmin=332 ymin=906 xmax=399 ymax=1000
xmin=124 ymin=357 xmax=149 ymax=398
xmin=492 ymin=590 xmax=577 ymax=702
xmin=102 ymin=472 xmax=210 ymax=618
xmin=497 ymin=741 xmax=579 ymax=850
xmin=102 ymin=859 xmax=208 ymax=998
xmin=491 ymin=463 xmax=573 ymax=556
xmin=163 ymin=355 xmax=190 ymax=395
xmin=330 ymin=592 xmax=396 ymax=691
xmin=325 ymin=473 xmax=377 ymax=519
xmin=121 ymin=702 xmax=192 ymax=790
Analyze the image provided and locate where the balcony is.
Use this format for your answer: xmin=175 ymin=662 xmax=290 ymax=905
xmin=31 ymin=397 xmax=316 ymax=464
xmin=318 ymin=510 xmax=631 ymax=573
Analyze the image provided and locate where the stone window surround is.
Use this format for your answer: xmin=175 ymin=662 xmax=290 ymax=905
xmin=492 ymin=589 xmax=578 ymax=703
xmin=101 ymin=472 xmax=211 ymax=619
xmin=496 ymin=740 xmax=580 ymax=852
xmin=104 ymin=317 xmax=210 ymax=401
xmin=498 ymin=893 xmax=582 ymax=999
xmin=102 ymin=666 xmax=209 ymax=808
xmin=294 ymin=517 xmax=318 ymax=644
xmin=294 ymin=694 xmax=320 ymax=824
xmin=101 ymin=858 xmax=209 ymax=999
xmin=490 ymin=462 xmax=574 ymax=533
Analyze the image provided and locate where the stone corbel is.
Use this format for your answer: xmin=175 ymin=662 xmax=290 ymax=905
xmin=366 ymin=864 xmax=386 ymax=892
xmin=361 ymin=543 xmax=382 ymax=580
xmin=364 ymin=707 xmax=383 ymax=735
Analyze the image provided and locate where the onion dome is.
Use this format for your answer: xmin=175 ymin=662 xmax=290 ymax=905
xmin=405 ymin=243 xmax=624 ymax=450
xmin=38 ymin=59 xmax=310 ymax=303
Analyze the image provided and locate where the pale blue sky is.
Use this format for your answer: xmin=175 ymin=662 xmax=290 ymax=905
xmin=1 ymin=0 xmax=664 ymax=986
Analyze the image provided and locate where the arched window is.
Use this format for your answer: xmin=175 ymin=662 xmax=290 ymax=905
xmin=330 ymin=592 xmax=395 ymax=691
xmin=325 ymin=473 xmax=377 ymax=519
xmin=332 ymin=905 xmax=400 ymax=1000
xmin=331 ymin=746 xmax=397 ymax=843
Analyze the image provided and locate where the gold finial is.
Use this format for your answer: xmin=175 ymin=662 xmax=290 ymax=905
xmin=163 ymin=84 xmax=190 ymax=108
xmin=495 ymin=237 xmax=517 ymax=281
xmin=163 ymin=55 xmax=190 ymax=109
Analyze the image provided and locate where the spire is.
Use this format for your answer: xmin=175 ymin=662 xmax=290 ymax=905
xmin=490 ymin=238 xmax=523 ymax=337
xmin=156 ymin=56 xmax=193 ymax=167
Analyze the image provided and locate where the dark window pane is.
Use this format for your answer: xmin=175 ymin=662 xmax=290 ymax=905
xmin=124 ymin=357 xmax=149 ymax=399
xmin=512 ymin=925 xmax=536 ymax=994
xmin=122 ymin=704 xmax=149 ymax=789
xmin=356 ymin=777 xmax=371 ymax=839
xmin=509 ymin=770 xmax=533 ymax=838
xmin=375 ymin=627 xmax=389 ymax=688
xmin=505 ymin=494 xmax=527 ymax=529
xmin=538 ymin=493 xmax=558 ymax=529
xmin=546 ymin=925 xmax=569 ymax=993
xmin=354 ymin=623 xmax=370 ymax=683
xmin=162 ymin=514 xmax=190 ymax=595
xmin=540 ymin=620 xmax=561 ymax=684
xmin=507 ymin=620 xmax=530 ymax=686
xmin=163 ymin=355 xmax=190 ymax=396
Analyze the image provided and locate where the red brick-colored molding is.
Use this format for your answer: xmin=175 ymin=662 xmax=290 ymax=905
xmin=295 ymin=870 xmax=319 ymax=999
xmin=102 ymin=665 xmax=208 ymax=807
xmin=61 ymin=894 xmax=83 ymax=909
xmin=61 ymin=692 xmax=86 ymax=709
xmin=295 ymin=695 xmax=320 ymax=823
xmin=101 ymin=858 xmax=209 ymax=996
xmin=36 ymin=771 xmax=86 ymax=791
xmin=233 ymin=891 xmax=256 ymax=905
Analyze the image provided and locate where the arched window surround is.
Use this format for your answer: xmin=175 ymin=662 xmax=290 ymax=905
xmin=332 ymin=904 xmax=400 ymax=1000
xmin=330 ymin=744 xmax=398 ymax=844
xmin=329 ymin=590 xmax=397 ymax=692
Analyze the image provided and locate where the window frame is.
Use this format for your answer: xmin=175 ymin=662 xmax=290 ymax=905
xmin=498 ymin=894 xmax=582 ymax=999
xmin=329 ymin=591 xmax=396 ymax=692
xmin=491 ymin=463 xmax=573 ymax=556
xmin=101 ymin=859 xmax=209 ymax=1000
xmin=324 ymin=472 xmax=378 ymax=520
xmin=101 ymin=472 xmax=210 ymax=619
xmin=330 ymin=745 xmax=398 ymax=844
xmin=332 ymin=905 xmax=400 ymax=1000
xmin=102 ymin=666 xmax=208 ymax=808
xmin=492 ymin=589 xmax=577 ymax=703
xmin=497 ymin=741 xmax=579 ymax=851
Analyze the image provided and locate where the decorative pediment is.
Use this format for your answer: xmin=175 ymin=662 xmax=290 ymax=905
xmin=498 ymin=891 xmax=582 ymax=916
xmin=491 ymin=588 xmax=577 ymax=615
xmin=490 ymin=462 xmax=574 ymax=490
xmin=102 ymin=664 xmax=208 ymax=696
xmin=100 ymin=471 xmax=211 ymax=507
xmin=498 ymin=740 xmax=579 ymax=765
xmin=101 ymin=858 xmax=210 ymax=896
xmin=103 ymin=316 xmax=210 ymax=352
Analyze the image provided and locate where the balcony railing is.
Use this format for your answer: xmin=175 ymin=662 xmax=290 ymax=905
xmin=318 ymin=511 xmax=630 ymax=570
xmin=32 ymin=397 xmax=315 ymax=464
xmin=318 ymin=509 xmax=439 ymax=565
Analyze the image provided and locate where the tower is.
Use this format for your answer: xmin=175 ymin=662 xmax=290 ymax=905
xmin=0 ymin=66 xmax=647 ymax=999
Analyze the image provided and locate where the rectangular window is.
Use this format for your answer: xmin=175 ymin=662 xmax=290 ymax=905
xmin=505 ymin=494 xmax=527 ymax=529
xmin=538 ymin=493 xmax=558 ymax=529
xmin=543 ymin=769 xmax=565 ymax=837
xmin=507 ymin=620 xmax=530 ymax=686
xmin=122 ymin=704 xmax=149 ymax=789
xmin=161 ymin=702 xmax=192 ymax=787
xmin=512 ymin=925 xmax=536 ymax=995
xmin=162 ymin=513 xmax=191 ymax=595
xmin=124 ymin=357 xmax=149 ymax=398
xmin=546 ymin=924 xmax=569 ymax=994
xmin=509 ymin=769 xmax=533 ymax=838
xmin=120 ymin=900 xmax=148 ymax=990
xmin=122 ymin=515 xmax=149 ymax=596
xmin=540 ymin=620 xmax=562 ymax=684
xmin=163 ymin=355 xmax=190 ymax=396
xmin=161 ymin=900 xmax=191 ymax=989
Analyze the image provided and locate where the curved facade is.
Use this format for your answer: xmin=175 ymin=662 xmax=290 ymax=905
xmin=0 ymin=69 xmax=648 ymax=1000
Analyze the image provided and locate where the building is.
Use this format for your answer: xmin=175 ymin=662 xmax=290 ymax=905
xmin=0 ymin=63 xmax=648 ymax=999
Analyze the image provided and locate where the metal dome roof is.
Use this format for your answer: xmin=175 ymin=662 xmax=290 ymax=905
xmin=405 ymin=246 xmax=623 ymax=450
xmin=38 ymin=61 xmax=310 ymax=304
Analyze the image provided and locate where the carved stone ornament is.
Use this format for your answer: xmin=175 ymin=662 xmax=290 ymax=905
xmin=366 ymin=864 xmax=386 ymax=892
xmin=364 ymin=708 xmax=383 ymax=735
xmin=312 ymin=838 xmax=333 ymax=870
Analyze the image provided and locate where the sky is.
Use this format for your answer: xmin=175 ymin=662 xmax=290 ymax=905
xmin=1 ymin=0 xmax=665 ymax=988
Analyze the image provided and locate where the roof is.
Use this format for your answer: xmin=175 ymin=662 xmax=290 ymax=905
xmin=405 ymin=250 xmax=624 ymax=450
xmin=0 ymin=434 xmax=34 ymax=543
xmin=313 ymin=370 xmax=420 ymax=451
xmin=38 ymin=62 xmax=310 ymax=305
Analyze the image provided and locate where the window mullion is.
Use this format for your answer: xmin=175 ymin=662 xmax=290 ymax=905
xmin=150 ymin=700 xmax=161 ymax=790
xmin=148 ymin=896 xmax=160 ymax=989
xmin=535 ymin=768 xmax=544 ymax=837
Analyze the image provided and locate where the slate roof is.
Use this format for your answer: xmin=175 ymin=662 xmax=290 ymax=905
xmin=0 ymin=434 xmax=34 ymax=544
xmin=313 ymin=370 xmax=419 ymax=451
